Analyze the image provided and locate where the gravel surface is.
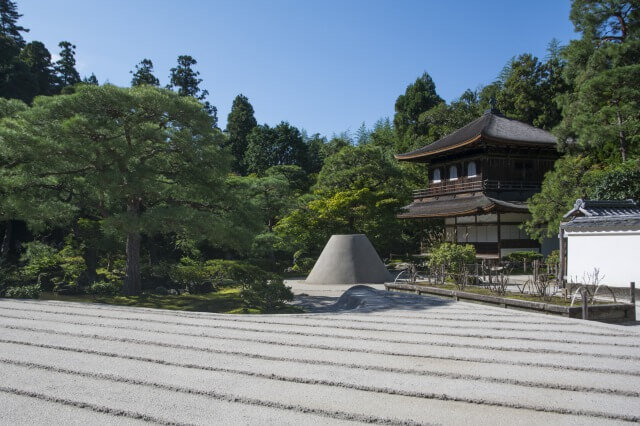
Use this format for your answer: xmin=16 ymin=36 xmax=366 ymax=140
xmin=1 ymin=286 xmax=639 ymax=425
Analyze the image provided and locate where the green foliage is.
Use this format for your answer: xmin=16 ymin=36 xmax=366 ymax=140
xmin=0 ymin=0 xmax=28 ymax=47
xmin=314 ymin=145 xmax=406 ymax=195
xmin=525 ymin=156 xmax=594 ymax=240
xmin=4 ymin=283 xmax=41 ymax=298
xmin=592 ymin=160 xmax=640 ymax=200
xmin=170 ymin=257 xmax=270 ymax=291
xmin=245 ymin=122 xmax=309 ymax=175
xmin=87 ymin=280 xmax=122 ymax=296
xmin=497 ymin=52 xmax=565 ymax=130
xmin=54 ymin=41 xmax=80 ymax=89
xmin=276 ymin=144 xmax=420 ymax=259
xmin=505 ymin=251 xmax=543 ymax=262
xmin=418 ymin=89 xmax=483 ymax=143
xmin=167 ymin=55 xmax=217 ymax=123
xmin=0 ymin=85 xmax=257 ymax=295
xmin=428 ymin=242 xmax=476 ymax=272
xmin=557 ymin=1 xmax=640 ymax=161
xmin=240 ymin=276 xmax=293 ymax=312
xmin=226 ymin=94 xmax=257 ymax=174
xmin=130 ymin=58 xmax=159 ymax=87
xmin=20 ymin=237 xmax=86 ymax=293
xmin=291 ymin=257 xmax=315 ymax=274
xmin=546 ymin=249 xmax=560 ymax=267
xmin=393 ymin=71 xmax=443 ymax=150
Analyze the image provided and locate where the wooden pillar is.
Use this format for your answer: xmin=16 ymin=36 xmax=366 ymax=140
xmin=454 ymin=216 xmax=458 ymax=243
xmin=496 ymin=211 xmax=502 ymax=259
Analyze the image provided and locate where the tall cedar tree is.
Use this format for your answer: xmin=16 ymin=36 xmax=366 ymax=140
xmin=167 ymin=55 xmax=217 ymax=126
xmin=0 ymin=85 xmax=256 ymax=295
xmin=54 ymin=41 xmax=81 ymax=89
xmin=226 ymin=94 xmax=257 ymax=174
xmin=393 ymin=72 xmax=443 ymax=152
xmin=0 ymin=0 xmax=27 ymax=47
xmin=130 ymin=58 xmax=159 ymax=87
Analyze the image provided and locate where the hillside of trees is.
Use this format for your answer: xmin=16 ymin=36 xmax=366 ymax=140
xmin=0 ymin=0 xmax=637 ymax=298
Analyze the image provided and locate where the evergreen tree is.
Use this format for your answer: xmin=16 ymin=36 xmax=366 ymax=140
xmin=556 ymin=0 xmax=639 ymax=161
xmin=0 ymin=85 xmax=254 ymax=295
xmin=245 ymin=122 xmax=309 ymax=175
xmin=54 ymin=41 xmax=81 ymax=89
xmin=167 ymin=55 xmax=217 ymax=126
xmin=0 ymin=0 xmax=27 ymax=47
xmin=226 ymin=94 xmax=257 ymax=174
xmin=19 ymin=41 xmax=56 ymax=97
xmin=393 ymin=71 xmax=443 ymax=149
xmin=497 ymin=53 xmax=564 ymax=130
xmin=83 ymin=73 xmax=98 ymax=85
xmin=130 ymin=58 xmax=159 ymax=87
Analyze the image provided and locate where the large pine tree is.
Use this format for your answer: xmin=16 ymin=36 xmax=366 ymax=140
xmin=556 ymin=0 xmax=639 ymax=161
xmin=226 ymin=94 xmax=257 ymax=174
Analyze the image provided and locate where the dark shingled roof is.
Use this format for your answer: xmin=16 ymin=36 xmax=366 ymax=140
xmin=398 ymin=194 xmax=529 ymax=218
xmin=395 ymin=111 xmax=557 ymax=160
xmin=561 ymin=199 xmax=640 ymax=231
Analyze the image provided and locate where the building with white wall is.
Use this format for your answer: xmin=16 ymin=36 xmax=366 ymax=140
xmin=559 ymin=199 xmax=640 ymax=288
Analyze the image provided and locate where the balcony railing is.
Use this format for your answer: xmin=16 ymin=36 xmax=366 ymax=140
xmin=412 ymin=179 xmax=541 ymax=198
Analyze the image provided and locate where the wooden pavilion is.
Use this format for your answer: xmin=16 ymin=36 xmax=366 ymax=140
xmin=395 ymin=107 xmax=559 ymax=259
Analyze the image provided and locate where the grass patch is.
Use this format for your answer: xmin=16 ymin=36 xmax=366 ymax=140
xmin=39 ymin=286 xmax=304 ymax=314
xmin=414 ymin=282 xmax=601 ymax=306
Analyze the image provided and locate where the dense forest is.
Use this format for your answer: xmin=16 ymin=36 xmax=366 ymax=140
xmin=0 ymin=0 xmax=637 ymax=301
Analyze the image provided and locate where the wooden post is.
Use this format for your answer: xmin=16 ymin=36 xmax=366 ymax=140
xmin=630 ymin=282 xmax=636 ymax=321
xmin=581 ymin=288 xmax=588 ymax=320
xmin=558 ymin=227 xmax=566 ymax=288
xmin=496 ymin=211 xmax=502 ymax=260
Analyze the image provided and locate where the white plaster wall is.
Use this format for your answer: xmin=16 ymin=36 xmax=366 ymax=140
xmin=566 ymin=231 xmax=640 ymax=288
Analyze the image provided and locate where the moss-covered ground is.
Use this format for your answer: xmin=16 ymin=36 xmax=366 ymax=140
xmin=39 ymin=286 xmax=303 ymax=314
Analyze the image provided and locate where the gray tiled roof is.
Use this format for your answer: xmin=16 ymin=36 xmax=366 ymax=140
xmin=562 ymin=215 xmax=640 ymax=231
xmin=398 ymin=194 xmax=529 ymax=218
xmin=563 ymin=199 xmax=640 ymax=219
xmin=395 ymin=111 xmax=557 ymax=160
xmin=562 ymin=199 xmax=640 ymax=231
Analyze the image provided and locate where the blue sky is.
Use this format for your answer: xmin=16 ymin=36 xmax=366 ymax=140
xmin=19 ymin=0 xmax=576 ymax=137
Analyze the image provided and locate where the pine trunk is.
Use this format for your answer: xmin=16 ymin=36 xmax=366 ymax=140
xmin=1 ymin=221 xmax=12 ymax=258
xmin=124 ymin=231 xmax=141 ymax=296
xmin=617 ymin=108 xmax=628 ymax=162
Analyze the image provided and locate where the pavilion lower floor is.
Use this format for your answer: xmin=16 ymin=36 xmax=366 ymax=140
xmin=443 ymin=212 xmax=544 ymax=259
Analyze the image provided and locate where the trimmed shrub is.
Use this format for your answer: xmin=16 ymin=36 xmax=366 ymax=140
xmin=87 ymin=280 xmax=122 ymax=296
xmin=241 ymin=276 xmax=294 ymax=312
xmin=505 ymin=250 xmax=543 ymax=273
xmin=5 ymin=284 xmax=41 ymax=299
xmin=170 ymin=258 xmax=270 ymax=292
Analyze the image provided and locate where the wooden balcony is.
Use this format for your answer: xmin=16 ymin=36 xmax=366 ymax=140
xmin=412 ymin=179 xmax=541 ymax=198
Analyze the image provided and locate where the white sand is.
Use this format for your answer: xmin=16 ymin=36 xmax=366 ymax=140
xmin=1 ymin=287 xmax=639 ymax=425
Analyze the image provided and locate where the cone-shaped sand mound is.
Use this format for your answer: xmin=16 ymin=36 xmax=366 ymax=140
xmin=305 ymin=234 xmax=392 ymax=284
